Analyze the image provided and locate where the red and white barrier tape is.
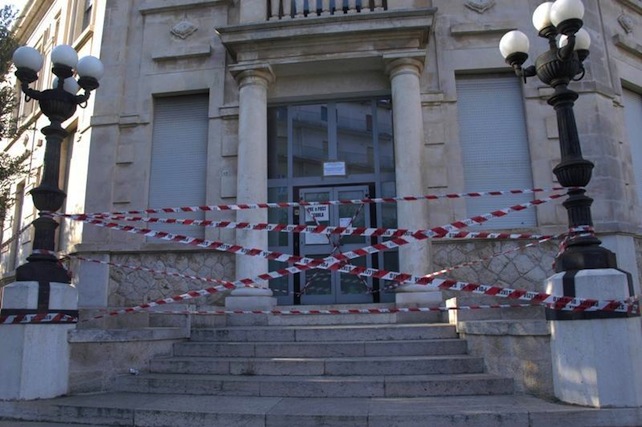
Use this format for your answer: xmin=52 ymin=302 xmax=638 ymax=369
xmin=72 ymin=196 xmax=637 ymax=313
xmin=0 ymin=313 xmax=78 ymax=325
xmin=70 ymin=195 xmax=564 ymax=275
xmin=69 ymin=252 xmax=636 ymax=318
xmin=43 ymin=226 xmax=596 ymax=298
xmin=133 ymin=305 xmax=540 ymax=316
xmin=79 ymin=187 xmax=567 ymax=217
xmin=64 ymin=215 xmax=573 ymax=242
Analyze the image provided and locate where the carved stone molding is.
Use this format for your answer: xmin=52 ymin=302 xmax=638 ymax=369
xmin=616 ymin=0 xmax=642 ymax=15
xmin=614 ymin=33 xmax=642 ymax=59
xmin=465 ymin=0 xmax=496 ymax=14
xmin=171 ymin=20 xmax=198 ymax=39
xmin=618 ymin=14 xmax=635 ymax=34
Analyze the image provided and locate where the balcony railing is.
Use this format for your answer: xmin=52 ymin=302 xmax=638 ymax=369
xmin=269 ymin=0 xmax=387 ymax=20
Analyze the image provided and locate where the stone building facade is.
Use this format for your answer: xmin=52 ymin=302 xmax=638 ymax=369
xmin=2 ymin=0 xmax=642 ymax=313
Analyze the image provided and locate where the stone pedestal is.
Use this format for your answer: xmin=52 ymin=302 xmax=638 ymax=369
xmin=396 ymin=287 xmax=443 ymax=307
xmin=0 ymin=281 xmax=77 ymax=400
xmin=546 ymin=269 xmax=642 ymax=407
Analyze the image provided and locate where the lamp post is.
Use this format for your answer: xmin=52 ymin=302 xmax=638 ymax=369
xmin=9 ymin=44 xmax=103 ymax=300
xmin=497 ymin=2 xmax=642 ymax=408
xmin=499 ymin=0 xmax=616 ymax=273
xmin=0 ymin=45 xmax=103 ymax=401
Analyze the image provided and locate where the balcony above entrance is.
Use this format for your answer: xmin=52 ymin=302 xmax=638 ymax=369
xmin=216 ymin=7 xmax=435 ymax=76
xmin=268 ymin=0 xmax=387 ymax=21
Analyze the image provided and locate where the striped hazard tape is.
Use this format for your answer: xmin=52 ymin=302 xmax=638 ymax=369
xmin=69 ymin=195 xmax=565 ymax=271
xmin=64 ymin=215 xmax=569 ymax=242
xmin=69 ymin=248 xmax=636 ymax=317
xmin=129 ymin=305 xmax=541 ymax=317
xmin=67 ymin=194 xmax=637 ymax=314
xmin=0 ymin=312 xmax=78 ymax=325
xmin=78 ymin=187 xmax=567 ymax=217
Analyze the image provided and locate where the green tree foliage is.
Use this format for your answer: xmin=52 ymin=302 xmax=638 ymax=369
xmin=1 ymin=5 xmax=19 ymax=139
xmin=0 ymin=5 xmax=28 ymax=219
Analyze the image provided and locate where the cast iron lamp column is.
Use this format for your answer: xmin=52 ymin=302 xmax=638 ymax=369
xmin=498 ymin=2 xmax=642 ymax=406
xmin=499 ymin=0 xmax=616 ymax=273
xmin=9 ymin=44 xmax=103 ymax=303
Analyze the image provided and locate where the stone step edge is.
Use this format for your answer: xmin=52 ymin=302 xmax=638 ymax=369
xmin=121 ymin=372 xmax=510 ymax=382
xmin=190 ymin=323 xmax=454 ymax=332
xmin=6 ymin=393 xmax=638 ymax=426
xmin=176 ymin=337 xmax=466 ymax=346
xmin=153 ymin=354 xmax=482 ymax=363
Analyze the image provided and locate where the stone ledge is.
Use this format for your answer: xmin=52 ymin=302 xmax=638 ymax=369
xmin=152 ymin=44 xmax=212 ymax=61
xmin=450 ymin=22 xmax=515 ymax=36
xmin=457 ymin=320 xmax=550 ymax=336
xmin=614 ymin=34 xmax=642 ymax=59
xmin=69 ymin=327 xmax=188 ymax=343
xmin=138 ymin=0 xmax=229 ymax=15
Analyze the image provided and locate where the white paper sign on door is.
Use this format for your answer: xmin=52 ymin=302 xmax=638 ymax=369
xmin=304 ymin=205 xmax=330 ymax=244
xmin=304 ymin=205 xmax=329 ymax=222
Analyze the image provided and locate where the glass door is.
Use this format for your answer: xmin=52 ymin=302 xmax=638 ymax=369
xmin=298 ymin=185 xmax=373 ymax=304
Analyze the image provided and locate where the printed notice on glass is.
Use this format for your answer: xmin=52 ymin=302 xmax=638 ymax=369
xmin=304 ymin=205 xmax=329 ymax=222
xmin=304 ymin=205 xmax=330 ymax=245
xmin=323 ymin=161 xmax=346 ymax=177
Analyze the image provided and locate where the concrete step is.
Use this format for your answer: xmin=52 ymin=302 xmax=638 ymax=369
xmin=173 ymin=338 xmax=468 ymax=358
xmin=191 ymin=304 xmax=445 ymax=328
xmin=262 ymin=304 xmax=444 ymax=326
xmin=114 ymin=372 xmax=514 ymax=398
xmin=0 ymin=423 xmax=111 ymax=427
xmin=190 ymin=323 xmax=458 ymax=342
xmin=149 ymin=354 xmax=485 ymax=376
xmin=2 ymin=393 xmax=640 ymax=427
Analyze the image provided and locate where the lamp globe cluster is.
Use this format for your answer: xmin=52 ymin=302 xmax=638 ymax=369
xmin=499 ymin=0 xmax=589 ymax=82
xmin=13 ymin=44 xmax=103 ymax=91
xmin=9 ymin=44 xmax=105 ymax=286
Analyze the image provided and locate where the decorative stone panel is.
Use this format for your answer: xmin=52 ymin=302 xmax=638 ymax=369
xmin=108 ymin=251 xmax=235 ymax=307
xmin=433 ymin=239 xmax=558 ymax=298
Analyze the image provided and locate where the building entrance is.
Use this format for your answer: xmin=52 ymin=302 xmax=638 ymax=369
xmin=266 ymin=97 xmax=397 ymax=305
xmin=297 ymin=185 xmax=374 ymax=304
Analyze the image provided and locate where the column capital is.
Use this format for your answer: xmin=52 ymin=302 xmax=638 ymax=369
xmin=384 ymin=51 xmax=426 ymax=79
xmin=229 ymin=63 xmax=275 ymax=88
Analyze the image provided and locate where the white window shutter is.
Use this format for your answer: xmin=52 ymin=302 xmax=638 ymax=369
xmin=456 ymin=75 xmax=536 ymax=229
xmin=149 ymin=94 xmax=209 ymax=238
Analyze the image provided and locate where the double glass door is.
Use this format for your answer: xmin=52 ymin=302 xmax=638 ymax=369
xmin=297 ymin=185 xmax=373 ymax=304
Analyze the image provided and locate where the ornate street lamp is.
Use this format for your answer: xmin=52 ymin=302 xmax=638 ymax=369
xmin=499 ymin=0 xmax=616 ymax=272
xmin=10 ymin=45 xmax=103 ymax=290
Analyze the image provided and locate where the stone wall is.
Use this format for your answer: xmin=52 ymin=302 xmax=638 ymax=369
xmin=457 ymin=319 xmax=554 ymax=398
xmin=102 ymin=239 xmax=559 ymax=309
xmin=108 ymin=251 xmax=235 ymax=308
xmin=69 ymin=327 xmax=188 ymax=394
xmin=433 ymin=239 xmax=558 ymax=298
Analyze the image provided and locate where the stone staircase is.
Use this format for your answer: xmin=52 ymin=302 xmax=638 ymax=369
xmin=2 ymin=307 xmax=642 ymax=426
xmin=114 ymin=318 xmax=514 ymax=399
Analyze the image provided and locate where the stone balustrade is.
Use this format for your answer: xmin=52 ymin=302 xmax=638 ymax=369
xmin=268 ymin=0 xmax=386 ymax=20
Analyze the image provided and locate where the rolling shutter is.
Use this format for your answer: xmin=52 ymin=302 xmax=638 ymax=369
xmin=456 ymin=75 xmax=536 ymax=229
xmin=149 ymin=94 xmax=209 ymax=238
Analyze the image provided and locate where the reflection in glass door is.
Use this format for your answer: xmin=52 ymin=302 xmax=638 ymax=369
xmin=298 ymin=186 xmax=373 ymax=304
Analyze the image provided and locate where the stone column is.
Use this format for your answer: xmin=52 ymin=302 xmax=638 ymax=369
xmin=385 ymin=53 xmax=441 ymax=307
xmin=226 ymin=64 xmax=277 ymax=311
